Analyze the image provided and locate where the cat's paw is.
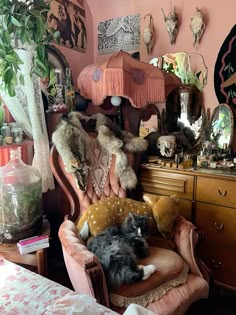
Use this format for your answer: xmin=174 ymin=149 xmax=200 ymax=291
xmin=142 ymin=264 xmax=157 ymax=280
xmin=138 ymin=264 xmax=144 ymax=270
xmin=79 ymin=221 xmax=90 ymax=240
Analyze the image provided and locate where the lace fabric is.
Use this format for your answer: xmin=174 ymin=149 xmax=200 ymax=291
xmin=0 ymin=48 xmax=54 ymax=192
xmin=110 ymin=263 xmax=189 ymax=308
xmin=87 ymin=139 xmax=112 ymax=196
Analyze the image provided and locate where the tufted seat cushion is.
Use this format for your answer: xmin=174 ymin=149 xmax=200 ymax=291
xmin=110 ymin=247 xmax=189 ymax=308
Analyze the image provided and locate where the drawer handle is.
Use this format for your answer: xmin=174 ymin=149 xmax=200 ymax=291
xmin=217 ymin=189 xmax=227 ymax=197
xmin=214 ymin=222 xmax=224 ymax=230
xmin=211 ymin=259 xmax=222 ymax=269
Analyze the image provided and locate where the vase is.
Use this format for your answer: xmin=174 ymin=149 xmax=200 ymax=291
xmin=0 ymin=147 xmax=43 ymax=243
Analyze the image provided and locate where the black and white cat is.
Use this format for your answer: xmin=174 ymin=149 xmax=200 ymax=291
xmin=87 ymin=213 xmax=156 ymax=289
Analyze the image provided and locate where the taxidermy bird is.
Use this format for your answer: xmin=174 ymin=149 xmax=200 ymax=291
xmin=190 ymin=8 xmax=206 ymax=48
xmin=143 ymin=14 xmax=154 ymax=53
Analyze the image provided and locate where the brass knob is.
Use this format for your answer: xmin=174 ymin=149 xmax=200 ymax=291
xmin=214 ymin=222 xmax=224 ymax=230
xmin=217 ymin=189 xmax=227 ymax=197
xmin=211 ymin=259 xmax=222 ymax=269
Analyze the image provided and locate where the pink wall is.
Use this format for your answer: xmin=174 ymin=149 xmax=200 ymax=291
xmin=66 ymin=0 xmax=234 ymax=115
xmin=55 ymin=0 xmax=94 ymax=85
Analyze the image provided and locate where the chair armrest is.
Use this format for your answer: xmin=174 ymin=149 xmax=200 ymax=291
xmin=173 ymin=216 xmax=210 ymax=283
xmin=58 ymin=220 xmax=110 ymax=307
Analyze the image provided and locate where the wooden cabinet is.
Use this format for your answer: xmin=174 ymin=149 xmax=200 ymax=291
xmin=138 ymin=165 xmax=194 ymax=221
xmin=138 ymin=164 xmax=236 ymax=290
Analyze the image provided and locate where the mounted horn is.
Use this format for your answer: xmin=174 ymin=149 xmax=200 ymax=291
xmin=190 ymin=7 xmax=206 ymax=48
xmin=161 ymin=7 xmax=179 ymax=45
xmin=142 ymin=14 xmax=154 ymax=54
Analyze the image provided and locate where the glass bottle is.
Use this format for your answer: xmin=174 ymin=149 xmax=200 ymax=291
xmin=1 ymin=122 xmax=10 ymax=138
xmin=0 ymin=148 xmax=43 ymax=243
xmin=64 ymin=67 xmax=75 ymax=111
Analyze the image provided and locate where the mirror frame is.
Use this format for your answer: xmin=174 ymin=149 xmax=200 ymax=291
xmin=210 ymin=103 xmax=234 ymax=149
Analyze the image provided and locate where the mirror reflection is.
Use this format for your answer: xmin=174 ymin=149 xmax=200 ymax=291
xmin=139 ymin=104 xmax=161 ymax=138
xmin=150 ymin=51 xmax=208 ymax=91
xmin=210 ymin=103 xmax=234 ymax=149
xmin=165 ymin=84 xmax=205 ymax=148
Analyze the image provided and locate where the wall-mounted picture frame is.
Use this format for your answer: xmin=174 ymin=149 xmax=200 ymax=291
xmin=47 ymin=0 xmax=86 ymax=52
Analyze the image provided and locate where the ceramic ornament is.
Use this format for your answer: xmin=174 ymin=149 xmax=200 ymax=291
xmin=143 ymin=14 xmax=154 ymax=53
xmin=190 ymin=8 xmax=206 ymax=48
xmin=161 ymin=7 xmax=179 ymax=45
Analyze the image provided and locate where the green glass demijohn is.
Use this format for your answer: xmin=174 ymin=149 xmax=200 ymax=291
xmin=0 ymin=147 xmax=43 ymax=243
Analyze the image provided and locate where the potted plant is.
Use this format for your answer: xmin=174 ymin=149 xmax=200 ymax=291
xmin=0 ymin=0 xmax=59 ymax=96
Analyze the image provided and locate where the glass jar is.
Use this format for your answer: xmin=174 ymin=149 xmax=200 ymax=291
xmin=12 ymin=123 xmax=23 ymax=144
xmin=0 ymin=148 xmax=43 ymax=243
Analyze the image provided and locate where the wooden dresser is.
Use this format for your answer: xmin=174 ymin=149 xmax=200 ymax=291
xmin=138 ymin=163 xmax=236 ymax=291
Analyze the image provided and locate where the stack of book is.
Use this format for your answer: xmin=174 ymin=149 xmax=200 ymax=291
xmin=17 ymin=235 xmax=50 ymax=255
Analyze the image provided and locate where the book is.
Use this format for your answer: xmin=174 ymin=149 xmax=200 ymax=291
xmin=18 ymin=241 xmax=49 ymax=255
xmin=18 ymin=235 xmax=49 ymax=248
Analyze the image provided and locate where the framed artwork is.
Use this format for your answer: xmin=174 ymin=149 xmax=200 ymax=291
xmin=47 ymin=0 xmax=86 ymax=52
xmin=214 ymin=24 xmax=236 ymax=106
xmin=97 ymin=14 xmax=141 ymax=55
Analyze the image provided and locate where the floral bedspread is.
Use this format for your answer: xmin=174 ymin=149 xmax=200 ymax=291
xmin=0 ymin=259 xmax=117 ymax=315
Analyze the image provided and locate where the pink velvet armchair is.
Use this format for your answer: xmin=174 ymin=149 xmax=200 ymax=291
xmin=49 ymin=140 xmax=210 ymax=315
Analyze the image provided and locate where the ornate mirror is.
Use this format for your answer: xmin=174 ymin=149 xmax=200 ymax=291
xmin=210 ymin=103 xmax=234 ymax=149
xmin=165 ymin=84 xmax=205 ymax=150
xmin=150 ymin=52 xmax=208 ymax=91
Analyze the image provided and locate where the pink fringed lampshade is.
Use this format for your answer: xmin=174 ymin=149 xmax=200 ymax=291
xmin=77 ymin=51 xmax=182 ymax=108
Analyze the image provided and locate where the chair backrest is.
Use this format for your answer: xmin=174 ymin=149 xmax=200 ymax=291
xmin=49 ymin=144 xmax=133 ymax=221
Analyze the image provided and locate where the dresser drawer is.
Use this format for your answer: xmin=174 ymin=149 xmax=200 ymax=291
xmin=199 ymin=245 xmax=236 ymax=289
xmin=195 ymin=202 xmax=236 ymax=246
xmin=139 ymin=169 xmax=194 ymax=200
xmin=196 ymin=176 xmax=236 ymax=207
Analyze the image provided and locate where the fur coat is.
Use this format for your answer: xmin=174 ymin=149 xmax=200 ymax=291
xmin=52 ymin=112 xmax=148 ymax=192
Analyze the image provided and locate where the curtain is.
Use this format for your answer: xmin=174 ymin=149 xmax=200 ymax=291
xmin=0 ymin=48 xmax=54 ymax=192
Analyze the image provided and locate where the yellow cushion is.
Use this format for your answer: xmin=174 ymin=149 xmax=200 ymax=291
xmin=110 ymin=247 xmax=189 ymax=308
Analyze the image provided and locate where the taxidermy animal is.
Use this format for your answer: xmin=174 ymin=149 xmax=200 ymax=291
xmin=161 ymin=7 xmax=179 ymax=45
xmin=143 ymin=14 xmax=154 ymax=53
xmin=78 ymin=194 xmax=179 ymax=240
xmin=87 ymin=213 xmax=156 ymax=289
xmin=190 ymin=8 xmax=206 ymax=48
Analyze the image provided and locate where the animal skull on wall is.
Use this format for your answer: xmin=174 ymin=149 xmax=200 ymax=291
xmin=161 ymin=7 xmax=179 ymax=45
xmin=190 ymin=8 xmax=206 ymax=48
xmin=142 ymin=14 xmax=154 ymax=54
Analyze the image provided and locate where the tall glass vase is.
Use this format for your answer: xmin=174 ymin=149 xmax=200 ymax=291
xmin=0 ymin=147 xmax=43 ymax=243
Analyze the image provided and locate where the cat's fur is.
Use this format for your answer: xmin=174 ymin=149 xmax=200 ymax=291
xmin=87 ymin=213 xmax=156 ymax=290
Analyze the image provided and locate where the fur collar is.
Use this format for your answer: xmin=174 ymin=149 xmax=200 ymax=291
xmin=52 ymin=112 xmax=148 ymax=192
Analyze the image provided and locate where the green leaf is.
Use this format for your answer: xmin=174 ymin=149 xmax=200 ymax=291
xmin=19 ymin=74 xmax=24 ymax=85
xmin=36 ymin=45 xmax=45 ymax=61
xmin=7 ymin=83 xmax=16 ymax=97
xmin=53 ymin=31 xmax=60 ymax=40
xmin=10 ymin=16 xmax=22 ymax=27
xmin=35 ymin=58 xmax=47 ymax=74
xmin=3 ymin=67 xmax=14 ymax=83
xmin=5 ymin=54 xmax=18 ymax=63
xmin=0 ymin=49 xmax=5 ymax=58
